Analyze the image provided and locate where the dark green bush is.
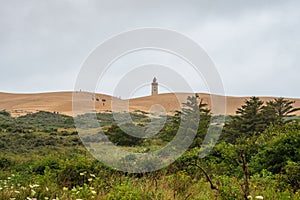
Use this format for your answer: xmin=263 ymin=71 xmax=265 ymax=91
xmin=106 ymin=123 xmax=143 ymax=146
xmin=0 ymin=157 xmax=13 ymax=169
xmin=0 ymin=110 xmax=10 ymax=117
xmin=285 ymin=161 xmax=300 ymax=192
xmin=31 ymin=159 xmax=60 ymax=175
xmin=251 ymin=129 xmax=300 ymax=174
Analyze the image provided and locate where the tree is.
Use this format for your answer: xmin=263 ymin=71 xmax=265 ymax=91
xmin=180 ymin=96 xmax=211 ymax=148
xmin=235 ymin=96 xmax=265 ymax=134
xmin=263 ymin=97 xmax=300 ymax=125
xmin=223 ymin=97 xmax=266 ymax=143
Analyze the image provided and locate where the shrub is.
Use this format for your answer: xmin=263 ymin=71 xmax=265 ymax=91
xmin=285 ymin=161 xmax=300 ymax=192
xmin=0 ymin=110 xmax=10 ymax=117
xmin=107 ymin=124 xmax=143 ymax=146
xmin=0 ymin=157 xmax=13 ymax=169
xmin=251 ymin=129 xmax=300 ymax=174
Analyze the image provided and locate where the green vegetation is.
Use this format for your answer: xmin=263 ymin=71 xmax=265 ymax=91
xmin=0 ymin=97 xmax=299 ymax=200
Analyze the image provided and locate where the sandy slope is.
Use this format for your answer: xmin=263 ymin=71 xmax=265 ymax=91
xmin=0 ymin=92 xmax=299 ymax=117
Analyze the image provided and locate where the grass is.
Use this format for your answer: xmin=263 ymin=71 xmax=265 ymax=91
xmin=0 ymin=111 xmax=299 ymax=199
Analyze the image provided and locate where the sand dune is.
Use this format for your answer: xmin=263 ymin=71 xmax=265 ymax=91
xmin=0 ymin=92 xmax=299 ymax=117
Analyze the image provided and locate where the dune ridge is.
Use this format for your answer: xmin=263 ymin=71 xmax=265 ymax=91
xmin=0 ymin=92 xmax=299 ymax=117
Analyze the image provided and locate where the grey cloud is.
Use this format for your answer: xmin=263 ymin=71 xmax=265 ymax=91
xmin=0 ymin=0 xmax=299 ymax=97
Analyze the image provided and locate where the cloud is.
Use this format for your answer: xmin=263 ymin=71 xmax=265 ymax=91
xmin=0 ymin=0 xmax=299 ymax=97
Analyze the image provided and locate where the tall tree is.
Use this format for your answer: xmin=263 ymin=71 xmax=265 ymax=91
xmin=223 ymin=97 xmax=266 ymax=143
xmin=178 ymin=96 xmax=211 ymax=148
xmin=263 ymin=97 xmax=300 ymax=125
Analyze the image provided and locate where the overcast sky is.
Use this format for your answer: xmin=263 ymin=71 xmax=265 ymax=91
xmin=1 ymin=0 xmax=300 ymax=98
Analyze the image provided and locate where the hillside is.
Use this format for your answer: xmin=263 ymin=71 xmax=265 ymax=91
xmin=0 ymin=91 xmax=300 ymax=117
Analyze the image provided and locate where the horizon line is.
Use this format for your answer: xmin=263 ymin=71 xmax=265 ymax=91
xmin=0 ymin=90 xmax=300 ymax=99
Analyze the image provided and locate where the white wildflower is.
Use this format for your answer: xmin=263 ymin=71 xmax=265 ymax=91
xmin=255 ymin=196 xmax=264 ymax=200
xmin=31 ymin=189 xmax=36 ymax=196
xmin=29 ymin=184 xmax=40 ymax=189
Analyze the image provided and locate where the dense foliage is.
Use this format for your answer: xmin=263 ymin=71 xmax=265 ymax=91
xmin=223 ymin=97 xmax=300 ymax=143
xmin=0 ymin=96 xmax=299 ymax=200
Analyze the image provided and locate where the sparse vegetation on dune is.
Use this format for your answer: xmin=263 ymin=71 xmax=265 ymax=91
xmin=0 ymin=97 xmax=299 ymax=199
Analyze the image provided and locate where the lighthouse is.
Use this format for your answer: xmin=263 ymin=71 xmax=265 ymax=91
xmin=151 ymin=77 xmax=158 ymax=95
